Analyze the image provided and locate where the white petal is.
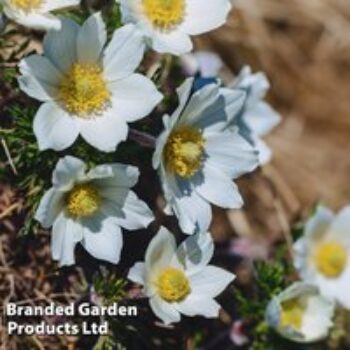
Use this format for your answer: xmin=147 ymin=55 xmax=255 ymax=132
xmin=195 ymin=51 xmax=223 ymax=78
xmin=90 ymin=164 xmax=139 ymax=187
xmin=195 ymin=163 xmax=244 ymax=208
xmin=151 ymin=30 xmax=192 ymax=56
xmin=111 ymin=191 xmax=154 ymax=230
xmin=243 ymin=102 xmax=281 ymax=137
xmin=302 ymin=295 xmax=334 ymax=341
xmin=78 ymin=110 xmax=128 ymax=152
xmin=149 ymin=295 xmax=181 ymax=325
xmin=305 ymin=205 xmax=334 ymax=240
xmin=109 ymin=73 xmax=162 ymax=122
xmin=253 ymin=136 xmax=273 ymax=165
xmin=128 ymin=262 xmax=146 ymax=285
xmin=170 ymin=179 xmax=212 ymax=234
xmin=329 ymin=206 xmax=350 ymax=245
xmin=51 ymin=214 xmax=83 ymax=266
xmin=52 ymin=156 xmax=87 ymax=190
xmin=43 ymin=18 xmax=79 ymax=72
xmin=220 ymin=88 xmax=247 ymax=124
xmin=35 ymin=188 xmax=65 ymax=228
xmin=181 ymin=84 xmax=238 ymax=132
xmin=33 ymin=102 xmax=79 ymax=151
xmin=145 ymin=227 xmax=176 ymax=278
xmin=171 ymin=78 xmax=194 ymax=120
xmin=205 ymin=130 xmax=258 ymax=178
xmin=181 ymin=0 xmax=232 ymax=35
xmin=18 ymin=55 xmax=62 ymax=101
xmin=175 ymin=232 xmax=214 ymax=274
xmin=41 ymin=0 xmax=80 ymax=12
xmin=82 ymin=218 xmax=123 ymax=264
xmin=152 ymin=127 xmax=171 ymax=170
xmin=7 ymin=11 xmax=61 ymax=30
xmin=77 ymin=12 xmax=106 ymax=64
xmin=103 ymin=24 xmax=145 ymax=80
xmin=190 ymin=266 xmax=235 ymax=297
xmin=176 ymin=295 xmax=220 ymax=318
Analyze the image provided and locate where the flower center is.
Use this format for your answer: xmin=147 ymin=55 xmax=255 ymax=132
xmin=58 ymin=63 xmax=111 ymax=118
xmin=10 ymin=0 xmax=43 ymax=12
xmin=66 ymin=184 xmax=101 ymax=218
xmin=164 ymin=125 xmax=205 ymax=178
xmin=314 ymin=241 xmax=347 ymax=278
xmin=280 ymin=299 xmax=305 ymax=331
xmin=156 ymin=267 xmax=191 ymax=302
xmin=142 ymin=0 xmax=186 ymax=32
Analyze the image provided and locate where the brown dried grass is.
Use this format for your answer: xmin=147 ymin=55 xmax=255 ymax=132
xmin=201 ymin=0 xmax=350 ymax=209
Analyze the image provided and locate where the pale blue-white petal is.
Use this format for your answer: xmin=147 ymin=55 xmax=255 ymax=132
xmin=109 ymin=73 xmax=162 ymax=122
xmin=43 ymin=18 xmax=79 ymax=72
xmin=77 ymin=12 xmax=106 ymax=64
xmin=33 ymin=102 xmax=79 ymax=151
xmin=35 ymin=188 xmax=65 ymax=228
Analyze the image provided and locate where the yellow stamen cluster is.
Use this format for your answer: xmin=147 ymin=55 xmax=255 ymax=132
xmin=10 ymin=0 xmax=43 ymax=12
xmin=314 ymin=241 xmax=347 ymax=278
xmin=58 ymin=63 xmax=111 ymax=118
xmin=156 ymin=267 xmax=191 ymax=302
xmin=164 ymin=125 xmax=205 ymax=178
xmin=280 ymin=299 xmax=305 ymax=330
xmin=66 ymin=184 xmax=101 ymax=218
xmin=143 ymin=0 xmax=186 ymax=32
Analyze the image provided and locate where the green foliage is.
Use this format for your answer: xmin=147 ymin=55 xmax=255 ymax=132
xmin=94 ymin=335 xmax=126 ymax=350
xmin=93 ymin=271 xmax=127 ymax=306
xmin=234 ymin=258 xmax=293 ymax=349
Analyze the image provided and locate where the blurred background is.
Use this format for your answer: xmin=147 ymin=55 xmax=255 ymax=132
xmin=207 ymin=0 xmax=350 ymax=207
xmin=192 ymin=0 xmax=350 ymax=246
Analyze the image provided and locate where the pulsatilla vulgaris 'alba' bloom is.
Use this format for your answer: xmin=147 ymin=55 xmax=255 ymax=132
xmin=294 ymin=205 xmax=350 ymax=309
xmin=35 ymin=156 xmax=154 ymax=266
xmin=1 ymin=0 xmax=80 ymax=30
xmin=227 ymin=66 xmax=281 ymax=165
xmin=18 ymin=13 xmax=162 ymax=152
xmin=119 ymin=0 xmax=232 ymax=55
xmin=128 ymin=227 xmax=235 ymax=324
xmin=266 ymin=282 xmax=334 ymax=343
xmin=153 ymin=78 xmax=259 ymax=234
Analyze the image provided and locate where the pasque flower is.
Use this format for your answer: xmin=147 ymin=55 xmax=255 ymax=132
xmin=119 ymin=0 xmax=232 ymax=55
xmin=1 ymin=0 xmax=80 ymax=30
xmin=18 ymin=12 xmax=162 ymax=152
xmin=35 ymin=156 xmax=154 ymax=266
xmin=266 ymin=282 xmax=334 ymax=343
xmin=294 ymin=205 xmax=350 ymax=309
xmin=153 ymin=78 xmax=259 ymax=234
xmin=228 ymin=66 xmax=281 ymax=165
xmin=128 ymin=227 xmax=235 ymax=324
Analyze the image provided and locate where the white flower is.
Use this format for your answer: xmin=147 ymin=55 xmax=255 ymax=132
xmin=152 ymin=78 xmax=258 ymax=234
xmin=119 ymin=0 xmax=232 ymax=55
xmin=294 ymin=205 xmax=350 ymax=309
xmin=18 ymin=13 xmax=162 ymax=152
xmin=35 ymin=156 xmax=154 ymax=266
xmin=266 ymin=282 xmax=334 ymax=343
xmin=128 ymin=227 xmax=235 ymax=324
xmin=1 ymin=0 xmax=80 ymax=31
xmin=180 ymin=51 xmax=223 ymax=78
xmin=228 ymin=66 xmax=281 ymax=165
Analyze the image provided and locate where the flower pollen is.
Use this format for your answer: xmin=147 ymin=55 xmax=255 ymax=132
xmin=58 ymin=63 xmax=110 ymax=118
xmin=11 ymin=0 xmax=43 ymax=12
xmin=143 ymin=0 xmax=185 ymax=32
xmin=280 ymin=299 xmax=305 ymax=331
xmin=156 ymin=267 xmax=191 ymax=302
xmin=314 ymin=241 xmax=347 ymax=278
xmin=66 ymin=184 xmax=101 ymax=218
xmin=164 ymin=125 xmax=205 ymax=178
